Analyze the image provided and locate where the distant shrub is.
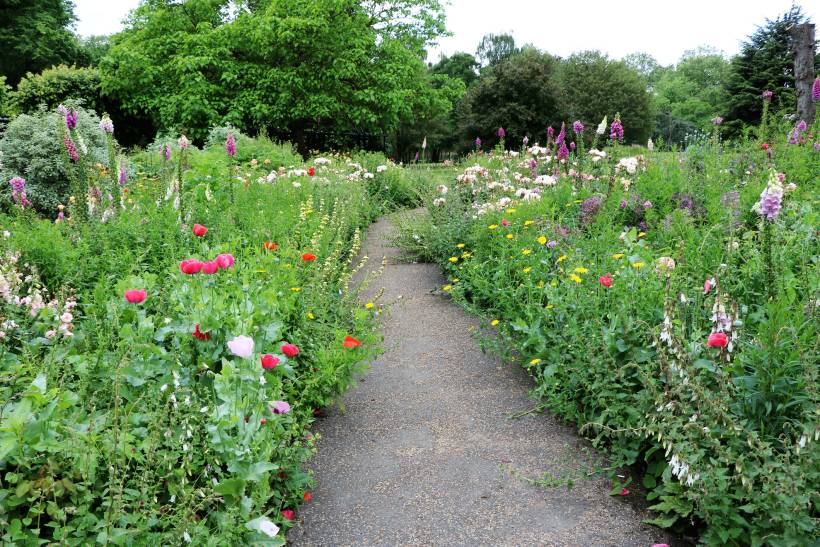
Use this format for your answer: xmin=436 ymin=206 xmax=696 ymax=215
xmin=11 ymin=65 xmax=103 ymax=115
xmin=0 ymin=104 xmax=109 ymax=214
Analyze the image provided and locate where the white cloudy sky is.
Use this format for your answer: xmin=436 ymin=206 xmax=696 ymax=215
xmin=74 ymin=0 xmax=818 ymax=66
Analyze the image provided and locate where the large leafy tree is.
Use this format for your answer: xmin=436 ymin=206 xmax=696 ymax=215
xmin=559 ymin=50 xmax=654 ymax=144
xmin=459 ymin=47 xmax=564 ymax=148
xmin=723 ymin=5 xmax=818 ymax=134
xmin=431 ymin=52 xmax=479 ymax=88
xmin=0 ymin=0 xmax=81 ymax=87
xmin=476 ymin=33 xmax=517 ymax=68
xmin=102 ymin=0 xmax=447 ymax=151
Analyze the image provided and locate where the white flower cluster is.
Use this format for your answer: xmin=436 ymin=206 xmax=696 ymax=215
xmin=669 ymin=453 xmax=700 ymax=487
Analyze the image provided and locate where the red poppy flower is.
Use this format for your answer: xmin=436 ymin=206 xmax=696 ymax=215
xmin=303 ymin=492 xmax=312 ymax=502
xmin=707 ymin=332 xmax=728 ymax=348
xmin=761 ymin=143 xmax=769 ymax=150
xmin=180 ymin=259 xmax=204 ymax=274
xmin=281 ymin=509 xmax=296 ymax=521
xmin=619 ymin=487 xmax=630 ymax=496
xmin=302 ymin=253 xmax=317 ymax=262
xmin=307 ymin=167 xmax=315 ymax=176
xmin=216 ymin=253 xmax=235 ymax=269
xmin=261 ymin=354 xmax=280 ymax=370
xmin=598 ymin=274 xmax=613 ymax=288
xmin=192 ymin=223 xmax=208 ymax=237
xmin=281 ymin=343 xmax=300 ymax=357
xmin=260 ymin=418 xmax=267 ymax=425
xmin=264 ymin=241 xmax=278 ymax=250
xmin=202 ymin=260 xmax=219 ymax=275
xmin=501 ymin=219 xmax=510 ymax=227
xmin=124 ymin=289 xmax=147 ymax=303
xmin=342 ymin=335 xmax=361 ymax=349
xmin=192 ymin=323 xmax=211 ymax=341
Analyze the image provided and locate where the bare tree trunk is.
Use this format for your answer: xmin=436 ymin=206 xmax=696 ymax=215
xmin=791 ymin=23 xmax=816 ymax=124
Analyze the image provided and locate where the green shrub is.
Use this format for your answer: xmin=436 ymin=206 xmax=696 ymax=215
xmin=10 ymin=65 xmax=103 ymax=115
xmin=0 ymin=103 xmax=110 ymax=214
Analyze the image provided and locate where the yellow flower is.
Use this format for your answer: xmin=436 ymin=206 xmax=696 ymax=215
xmin=638 ymin=232 xmax=647 ymax=237
xmin=491 ymin=319 xmax=500 ymax=326
xmin=524 ymin=220 xmax=534 ymax=226
xmin=557 ymin=255 xmax=567 ymax=263
xmin=365 ymin=302 xmax=374 ymax=309
xmin=522 ymin=249 xmax=532 ymax=255
xmin=448 ymin=256 xmax=458 ymax=263
xmin=574 ymin=267 xmax=589 ymax=274
xmin=537 ymin=236 xmax=547 ymax=245
xmin=550 ymin=280 xmax=558 ymax=288
xmin=506 ymin=233 xmax=513 ymax=239
xmin=307 ymin=312 xmax=315 ymax=320
xmin=612 ymin=253 xmax=625 ymax=259
xmin=545 ymin=304 xmax=554 ymax=309
xmin=632 ymin=262 xmax=645 ymax=269
xmin=488 ymin=224 xmax=498 ymax=230
xmin=442 ymin=284 xmax=453 ymax=291
xmin=452 ymin=278 xmax=459 ymax=283
xmin=290 ymin=287 xmax=301 ymax=292
xmin=523 ymin=267 xmax=532 ymax=273
xmin=529 ymin=358 xmax=541 ymax=365
xmin=255 ymin=269 xmax=267 ymax=273
xmin=456 ymin=243 xmax=465 ymax=248
xmin=536 ymin=281 xmax=544 ymax=288
xmin=569 ymin=274 xmax=583 ymax=283
xmin=574 ymin=199 xmax=583 ymax=203
xmin=461 ymin=252 xmax=471 ymax=259
xmin=506 ymin=208 xmax=517 ymax=213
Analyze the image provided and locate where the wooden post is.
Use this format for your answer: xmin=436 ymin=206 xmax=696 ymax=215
xmin=791 ymin=23 xmax=816 ymax=124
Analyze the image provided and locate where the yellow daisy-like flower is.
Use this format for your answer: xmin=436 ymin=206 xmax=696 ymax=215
xmin=365 ymin=302 xmax=375 ymax=309
xmin=489 ymin=224 xmax=498 ymax=230
xmin=632 ymin=262 xmax=645 ymax=269
xmin=529 ymin=358 xmax=541 ymax=365
xmin=506 ymin=208 xmax=517 ymax=214
xmin=569 ymin=274 xmax=583 ymax=283
xmin=612 ymin=253 xmax=625 ymax=259
xmin=537 ymin=236 xmax=547 ymax=245
xmin=536 ymin=281 xmax=544 ymax=288
xmin=523 ymin=267 xmax=532 ymax=273
xmin=545 ymin=304 xmax=554 ymax=309
xmin=557 ymin=255 xmax=568 ymax=263
xmin=491 ymin=319 xmax=500 ymax=326
xmin=456 ymin=243 xmax=465 ymax=248
xmin=506 ymin=233 xmax=514 ymax=239
xmin=448 ymin=257 xmax=458 ymax=263
xmin=638 ymin=232 xmax=647 ymax=237
xmin=442 ymin=284 xmax=453 ymax=291
xmin=461 ymin=252 xmax=471 ymax=259
xmin=290 ymin=287 xmax=301 ymax=292
xmin=524 ymin=220 xmax=534 ymax=226
xmin=574 ymin=267 xmax=589 ymax=274
xmin=574 ymin=199 xmax=583 ymax=203
xmin=307 ymin=312 xmax=315 ymax=320
xmin=522 ymin=249 xmax=532 ymax=255
xmin=452 ymin=278 xmax=460 ymax=283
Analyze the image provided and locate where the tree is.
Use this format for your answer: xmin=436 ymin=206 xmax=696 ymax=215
xmin=0 ymin=0 xmax=82 ymax=87
xmin=476 ymin=33 xmax=517 ymax=68
xmin=459 ymin=48 xmax=564 ymax=148
xmin=76 ymin=35 xmax=112 ymax=67
xmin=431 ymin=52 xmax=479 ymax=88
xmin=623 ymin=52 xmax=666 ymax=91
xmin=559 ymin=51 xmax=654 ymax=144
xmin=102 ymin=0 xmax=447 ymax=152
xmin=724 ymin=5 xmax=818 ymax=134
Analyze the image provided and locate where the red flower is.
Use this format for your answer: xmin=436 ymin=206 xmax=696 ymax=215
xmin=192 ymin=223 xmax=208 ymax=237
xmin=598 ymin=273 xmax=613 ymax=288
xmin=202 ymin=260 xmax=219 ymax=275
xmin=264 ymin=241 xmax=278 ymax=251
xmin=180 ymin=259 xmax=204 ymax=274
xmin=124 ymin=289 xmax=146 ymax=303
xmin=192 ymin=323 xmax=211 ymax=341
xmin=302 ymin=253 xmax=317 ymax=262
xmin=307 ymin=167 xmax=315 ymax=177
xmin=618 ymin=487 xmax=630 ymax=496
xmin=342 ymin=335 xmax=361 ymax=349
xmin=216 ymin=253 xmax=235 ymax=269
xmin=707 ymin=332 xmax=728 ymax=348
xmin=261 ymin=354 xmax=280 ymax=370
xmin=303 ymin=492 xmax=313 ymax=502
xmin=761 ymin=143 xmax=769 ymax=150
xmin=281 ymin=509 xmax=295 ymax=521
xmin=281 ymin=343 xmax=300 ymax=357
xmin=501 ymin=219 xmax=510 ymax=227
xmin=260 ymin=418 xmax=267 ymax=425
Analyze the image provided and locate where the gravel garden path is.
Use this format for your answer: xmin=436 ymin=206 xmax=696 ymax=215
xmin=288 ymin=212 xmax=676 ymax=546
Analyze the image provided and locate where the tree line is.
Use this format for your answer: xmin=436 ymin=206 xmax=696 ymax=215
xmin=0 ymin=1 xmax=815 ymax=159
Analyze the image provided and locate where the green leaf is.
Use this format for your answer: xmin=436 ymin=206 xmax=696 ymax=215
xmin=214 ymin=478 xmax=246 ymax=498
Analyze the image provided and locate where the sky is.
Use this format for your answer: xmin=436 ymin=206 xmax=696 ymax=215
xmin=74 ymin=0 xmax=818 ymax=67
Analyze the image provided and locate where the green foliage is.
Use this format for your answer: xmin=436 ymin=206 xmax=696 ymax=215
xmin=476 ymin=33 xmax=518 ymax=67
xmin=11 ymin=65 xmax=103 ymax=115
xmin=559 ymin=50 xmax=655 ymax=144
xmin=459 ymin=48 xmax=564 ymax=147
xmin=431 ymin=52 xmax=480 ymax=88
xmin=0 ymin=0 xmax=82 ymax=87
xmin=0 ymin=104 xmax=109 ymax=213
xmin=0 ymin=75 xmax=10 ymax=116
xmin=76 ymin=34 xmax=112 ymax=67
xmin=101 ymin=0 xmax=448 ymax=148
xmin=397 ymin=122 xmax=819 ymax=544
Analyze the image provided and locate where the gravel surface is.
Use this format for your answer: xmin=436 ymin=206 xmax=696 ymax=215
xmin=287 ymin=213 xmax=678 ymax=546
